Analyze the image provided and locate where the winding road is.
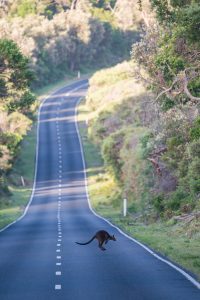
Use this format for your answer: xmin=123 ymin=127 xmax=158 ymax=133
xmin=0 ymin=79 xmax=199 ymax=299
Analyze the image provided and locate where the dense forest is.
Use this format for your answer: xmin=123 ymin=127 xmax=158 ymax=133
xmin=0 ymin=0 xmax=139 ymax=199
xmin=86 ymin=0 xmax=200 ymax=225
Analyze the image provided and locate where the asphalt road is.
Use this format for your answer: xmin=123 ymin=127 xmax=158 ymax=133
xmin=0 ymin=79 xmax=199 ymax=300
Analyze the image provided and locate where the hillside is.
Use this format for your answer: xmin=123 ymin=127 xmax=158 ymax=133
xmin=79 ymin=59 xmax=200 ymax=279
xmin=78 ymin=0 xmax=200 ymax=277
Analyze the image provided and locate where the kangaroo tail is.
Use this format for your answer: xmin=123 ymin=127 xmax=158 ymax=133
xmin=75 ymin=235 xmax=95 ymax=245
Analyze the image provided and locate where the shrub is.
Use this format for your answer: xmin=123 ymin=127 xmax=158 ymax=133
xmin=167 ymin=189 xmax=188 ymax=211
xmin=190 ymin=117 xmax=200 ymax=141
xmin=152 ymin=194 xmax=165 ymax=213
xmin=101 ymin=130 xmax=125 ymax=181
xmin=188 ymin=158 xmax=200 ymax=194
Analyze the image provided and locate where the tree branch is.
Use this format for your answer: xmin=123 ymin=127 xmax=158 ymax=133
xmin=156 ymin=65 xmax=200 ymax=102
xmin=182 ymin=69 xmax=200 ymax=102
xmin=147 ymin=158 xmax=162 ymax=176
xmin=155 ymin=78 xmax=179 ymax=101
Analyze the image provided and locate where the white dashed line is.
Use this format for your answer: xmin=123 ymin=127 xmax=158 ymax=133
xmin=56 ymin=256 xmax=61 ymax=259
xmin=56 ymin=271 xmax=61 ymax=276
xmin=55 ymin=285 xmax=61 ymax=290
xmin=56 ymin=262 xmax=61 ymax=266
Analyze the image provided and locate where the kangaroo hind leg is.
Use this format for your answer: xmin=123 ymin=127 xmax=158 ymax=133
xmin=99 ymin=241 xmax=106 ymax=251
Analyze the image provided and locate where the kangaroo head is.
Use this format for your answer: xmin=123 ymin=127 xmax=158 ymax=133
xmin=111 ymin=235 xmax=116 ymax=241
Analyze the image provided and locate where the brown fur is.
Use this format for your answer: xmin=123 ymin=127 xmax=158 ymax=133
xmin=75 ymin=230 xmax=116 ymax=251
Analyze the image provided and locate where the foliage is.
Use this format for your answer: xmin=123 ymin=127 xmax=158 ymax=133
xmin=152 ymin=194 xmax=165 ymax=213
xmin=0 ymin=39 xmax=35 ymax=112
xmin=0 ymin=40 xmax=34 ymax=195
xmin=131 ymin=0 xmax=200 ymax=217
xmin=85 ymin=0 xmax=200 ymax=220
xmin=132 ymin=1 xmax=200 ymax=104
xmin=86 ymin=61 xmax=157 ymax=213
xmin=101 ymin=130 xmax=124 ymax=181
xmin=178 ymin=3 xmax=200 ymax=43
xmin=0 ymin=1 xmax=138 ymax=202
xmin=0 ymin=1 xmax=138 ymax=88
xmin=189 ymin=117 xmax=200 ymax=141
xmin=14 ymin=0 xmax=37 ymax=18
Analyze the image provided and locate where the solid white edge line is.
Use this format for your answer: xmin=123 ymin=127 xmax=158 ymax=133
xmin=75 ymin=96 xmax=200 ymax=290
xmin=0 ymin=80 xmax=88 ymax=234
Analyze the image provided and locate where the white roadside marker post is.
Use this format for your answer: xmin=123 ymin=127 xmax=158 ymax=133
xmin=123 ymin=198 xmax=127 ymax=217
xmin=21 ymin=176 xmax=25 ymax=186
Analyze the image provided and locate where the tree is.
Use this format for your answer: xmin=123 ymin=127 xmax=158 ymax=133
xmin=131 ymin=0 xmax=200 ymax=213
xmin=0 ymin=39 xmax=35 ymax=113
xmin=0 ymin=39 xmax=34 ymax=186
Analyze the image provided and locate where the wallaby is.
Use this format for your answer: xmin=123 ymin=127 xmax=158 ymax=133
xmin=75 ymin=230 xmax=116 ymax=251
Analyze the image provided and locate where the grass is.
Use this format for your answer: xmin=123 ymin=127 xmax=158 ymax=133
xmin=77 ymin=97 xmax=200 ymax=282
xmin=0 ymin=125 xmax=36 ymax=229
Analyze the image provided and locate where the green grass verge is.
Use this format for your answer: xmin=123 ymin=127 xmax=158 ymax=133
xmin=77 ymin=98 xmax=200 ymax=281
xmin=0 ymin=125 xmax=36 ymax=229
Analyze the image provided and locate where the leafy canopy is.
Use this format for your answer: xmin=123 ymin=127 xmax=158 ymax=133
xmin=0 ymin=39 xmax=35 ymax=113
